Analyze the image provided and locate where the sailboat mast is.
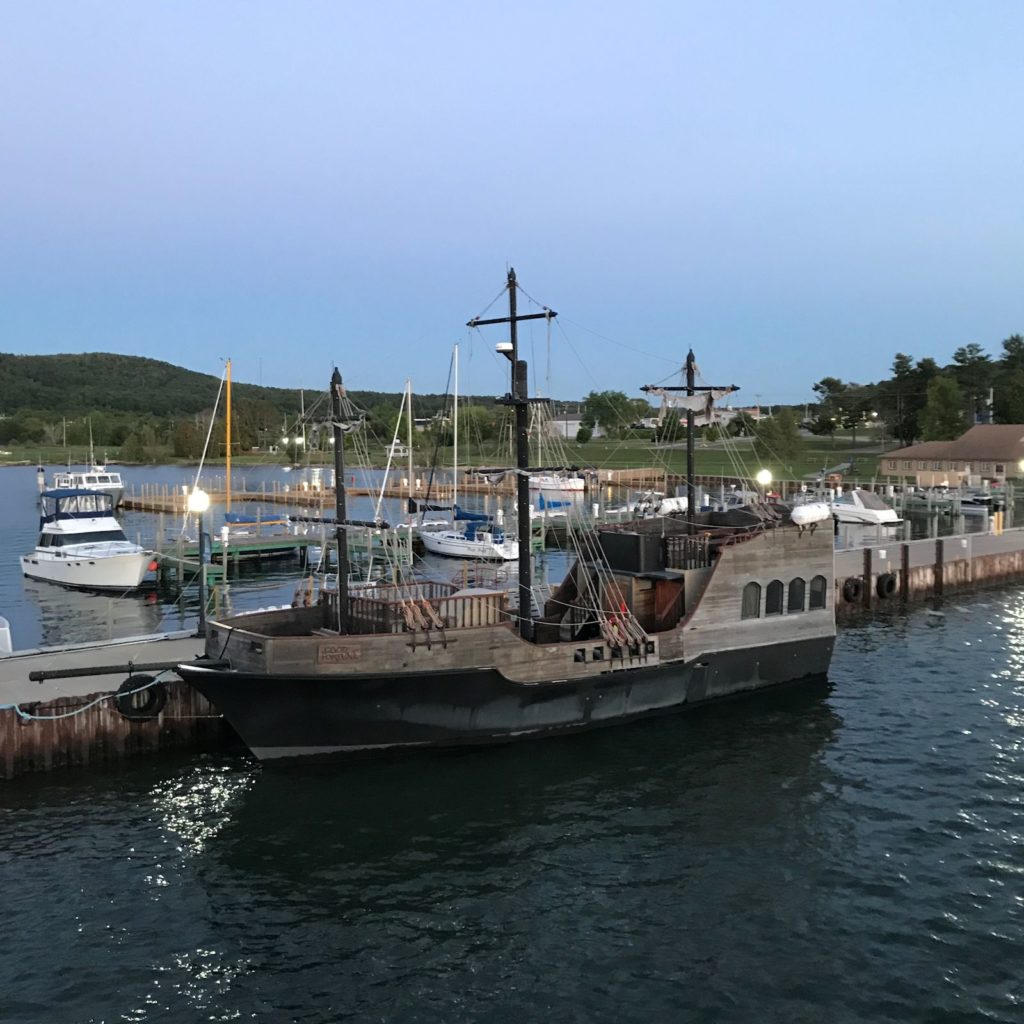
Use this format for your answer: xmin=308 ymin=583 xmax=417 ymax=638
xmin=686 ymin=349 xmax=695 ymax=534
xmin=225 ymin=358 xmax=232 ymax=513
xmin=331 ymin=368 xmax=350 ymax=632
xmin=406 ymin=379 xmax=413 ymax=504
xmin=453 ymin=344 xmax=458 ymax=509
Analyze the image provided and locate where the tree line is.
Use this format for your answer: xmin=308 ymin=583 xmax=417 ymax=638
xmin=809 ymin=335 xmax=1024 ymax=446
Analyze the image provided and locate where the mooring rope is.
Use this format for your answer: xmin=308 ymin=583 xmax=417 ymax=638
xmin=0 ymin=671 xmax=172 ymax=721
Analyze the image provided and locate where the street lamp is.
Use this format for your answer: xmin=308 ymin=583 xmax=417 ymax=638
xmin=187 ymin=486 xmax=210 ymax=635
xmin=756 ymin=468 xmax=772 ymax=502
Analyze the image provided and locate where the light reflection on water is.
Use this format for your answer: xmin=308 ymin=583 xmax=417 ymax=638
xmin=2 ymin=592 xmax=1024 ymax=1021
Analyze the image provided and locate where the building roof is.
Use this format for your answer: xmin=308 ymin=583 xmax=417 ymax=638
xmin=885 ymin=425 xmax=1024 ymax=462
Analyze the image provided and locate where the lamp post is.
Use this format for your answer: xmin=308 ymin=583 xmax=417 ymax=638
xmin=188 ymin=486 xmax=211 ymax=635
xmin=756 ymin=468 xmax=772 ymax=503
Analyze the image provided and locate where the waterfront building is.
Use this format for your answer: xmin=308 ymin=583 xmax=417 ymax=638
xmin=881 ymin=424 xmax=1024 ymax=487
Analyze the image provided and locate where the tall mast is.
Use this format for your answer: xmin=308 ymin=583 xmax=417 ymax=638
xmin=331 ymin=368 xmax=350 ymax=633
xmin=642 ymin=353 xmax=737 ymax=533
xmin=225 ymin=358 xmax=232 ymax=513
xmin=467 ymin=269 xmax=557 ymax=641
xmin=453 ymin=344 xmax=459 ymax=509
xmin=685 ymin=350 xmax=695 ymax=533
xmin=406 ymin=379 xmax=413 ymax=505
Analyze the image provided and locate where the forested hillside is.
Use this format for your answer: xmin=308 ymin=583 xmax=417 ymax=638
xmin=0 ymin=352 xmax=508 ymax=458
xmin=0 ymin=353 xmax=307 ymax=416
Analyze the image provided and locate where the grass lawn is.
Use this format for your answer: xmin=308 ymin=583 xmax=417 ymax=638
xmin=3 ymin=432 xmax=895 ymax=486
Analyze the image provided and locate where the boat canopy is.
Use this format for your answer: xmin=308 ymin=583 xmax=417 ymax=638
xmin=40 ymin=489 xmax=115 ymax=521
xmin=851 ymin=488 xmax=891 ymax=511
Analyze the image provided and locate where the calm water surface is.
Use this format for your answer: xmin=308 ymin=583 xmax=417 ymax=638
xmin=2 ymin=590 xmax=1023 ymax=1022
xmin=2 ymin=465 xmax=1023 ymax=1021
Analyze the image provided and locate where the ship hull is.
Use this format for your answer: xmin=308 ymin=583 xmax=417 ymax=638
xmin=178 ymin=634 xmax=834 ymax=761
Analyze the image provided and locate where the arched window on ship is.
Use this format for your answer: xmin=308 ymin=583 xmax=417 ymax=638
xmin=788 ymin=577 xmax=806 ymax=612
xmin=809 ymin=575 xmax=827 ymax=609
xmin=741 ymin=581 xmax=761 ymax=619
xmin=765 ymin=580 xmax=783 ymax=616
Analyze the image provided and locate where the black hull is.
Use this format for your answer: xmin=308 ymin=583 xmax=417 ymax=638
xmin=178 ymin=636 xmax=835 ymax=761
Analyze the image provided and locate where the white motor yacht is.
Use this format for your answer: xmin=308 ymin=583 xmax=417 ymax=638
xmin=831 ymin=488 xmax=902 ymax=527
xmin=20 ymin=489 xmax=154 ymax=591
xmin=52 ymin=465 xmax=125 ymax=507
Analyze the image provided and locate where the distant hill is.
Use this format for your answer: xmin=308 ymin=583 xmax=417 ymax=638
xmin=0 ymin=353 xmax=312 ymax=417
xmin=0 ymin=352 xmax=493 ymax=418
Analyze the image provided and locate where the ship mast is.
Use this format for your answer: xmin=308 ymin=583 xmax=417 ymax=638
xmin=468 ymin=269 xmax=556 ymax=641
xmin=642 ymin=352 xmax=736 ymax=534
xmin=331 ymin=367 xmax=350 ymax=633
xmin=225 ymin=358 xmax=232 ymax=513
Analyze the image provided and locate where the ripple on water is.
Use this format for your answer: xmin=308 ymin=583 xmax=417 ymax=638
xmin=2 ymin=594 xmax=1024 ymax=1021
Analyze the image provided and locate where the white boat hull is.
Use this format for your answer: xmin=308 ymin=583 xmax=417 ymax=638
xmin=20 ymin=550 xmax=153 ymax=591
xmin=831 ymin=507 xmax=901 ymax=527
xmin=529 ymin=475 xmax=585 ymax=492
xmin=418 ymin=529 xmax=519 ymax=561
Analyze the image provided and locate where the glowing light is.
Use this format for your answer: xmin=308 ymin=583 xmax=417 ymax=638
xmin=187 ymin=487 xmax=210 ymax=514
xmin=755 ymin=469 xmax=772 ymax=487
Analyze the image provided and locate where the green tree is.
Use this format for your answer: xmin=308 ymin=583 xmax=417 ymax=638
xmin=920 ymin=376 xmax=966 ymax=440
xmin=1001 ymin=334 xmax=1024 ymax=373
xmin=993 ymin=368 xmax=1024 ymax=423
xmin=753 ymin=408 xmax=804 ymax=467
xmin=812 ymin=377 xmax=847 ymax=415
xmin=729 ymin=411 xmax=757 ymax=437
xmin=172 ymin=420 xmax=203 ymax=458
xmin=807 ymin=412 xmax=839 ymax=446
xmin=951 ymin=343 xmax=993 ymax=422
xmin=122 ymin=424 xmax=162 ymax=462
xmin=575 ymin=423 xmax=593 ymax=444
xmin=582 ymin=390 xmax=635 ymax=439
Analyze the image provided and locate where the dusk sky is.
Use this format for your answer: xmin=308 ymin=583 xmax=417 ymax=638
xmin=2 ymin=2 xmax=1023 ymax=406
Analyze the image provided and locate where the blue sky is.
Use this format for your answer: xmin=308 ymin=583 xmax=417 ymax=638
xmin=2 ymin=1 xmax=1023 ymax=405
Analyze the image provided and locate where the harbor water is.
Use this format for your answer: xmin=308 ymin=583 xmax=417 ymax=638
xmin=2 ymin=596 xmax=1023 ymax=1018
xmin=2 ymin=465 xmax=1024 ymax=1020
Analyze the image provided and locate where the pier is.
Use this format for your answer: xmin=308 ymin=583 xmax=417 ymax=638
xmin=120 ymin=467 xmax=671 ymax=514
xmin=833 ymin=526 xmax=1024 ymax=619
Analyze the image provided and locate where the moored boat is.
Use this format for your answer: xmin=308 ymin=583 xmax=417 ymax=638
xmin=176 ymin=271 xmax=837 ymax=761
xmin=417 ymin=519 xmax=519 ymax=560
xmin=51 ymin=465 xmax=125 ymax=508
xmin=830 ymin=487 xmax=902 ymax=527
xmin=20 ymin=489 xmax=154 ymax=591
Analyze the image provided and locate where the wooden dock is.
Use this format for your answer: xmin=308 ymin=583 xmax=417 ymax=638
xmin=121 ymin=467 xmax=671 ymax=514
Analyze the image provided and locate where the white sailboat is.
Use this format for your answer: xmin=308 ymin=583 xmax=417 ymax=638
xmin=416 ymin=345 xmax=520 ymax=561
xmin=529 ymin=473 xmax=585 ymax=492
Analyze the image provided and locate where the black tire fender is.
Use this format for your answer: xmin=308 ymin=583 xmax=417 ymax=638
xmin=876 ymin=572 xmax=897 ymax=599
xmin=114 ymin=674 xmax=167 ymax=721
xmin=842 ymin=577 xmax=863 ymax=603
